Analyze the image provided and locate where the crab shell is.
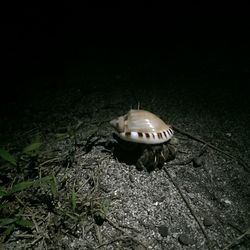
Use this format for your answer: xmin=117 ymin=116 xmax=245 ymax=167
xmin=110 ymin=109 xmax=174 ymax=144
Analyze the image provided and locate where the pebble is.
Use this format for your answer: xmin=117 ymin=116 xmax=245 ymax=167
xmin=158 ymin=225 xmax=169 ymax=237
xmin=203 ymin=216 xmax=214 ymax=227
xmin=192 ymin=157 xmax=204 ymax=168
xmin=129 ymin=174 xmax=135 ymax=183
xmin=178 ymin=233 xmax=195 ymax=245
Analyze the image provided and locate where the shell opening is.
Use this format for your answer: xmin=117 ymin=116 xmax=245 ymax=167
xmin=110 ymin=116 xmax=125 ymax=133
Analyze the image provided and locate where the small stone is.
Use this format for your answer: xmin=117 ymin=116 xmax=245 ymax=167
xmin=203 ymin=217 xmax=214 ymax=227
xmin=129 ymin=174 xmax=135 ymax=183
xmin=178 ymin=234 xmax=195 ymax=245
xmin=192 ymin=157 xmax=204 ymax=168
xmin=221 ymin=198 xmax=232 ymax=206
xmin=157 ymin=196 xmax=166 ymax=202
xmin=158 ymin=225 xmax=169 ymax=237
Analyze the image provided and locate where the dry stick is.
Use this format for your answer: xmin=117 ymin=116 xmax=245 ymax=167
xmin=163 ymin=167 xmax=210 ymax=243
xmin=29 ymin=236 xmax=44 ymax=248
xmin=95 ymin=224 xmax=103 ymax=246
xmin=222 ymin=228 xmax=250 ymax=250
xmin=95 ymin=236 xmax=131 ymax=249
xmin=172 ymin=125 xmax=249 ymax=171
xmin=105 ymin=217 xmax=148 ymax=249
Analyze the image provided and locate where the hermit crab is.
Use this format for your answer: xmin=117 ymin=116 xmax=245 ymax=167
xmin=110 ymin=109 xmax=177 ymax=171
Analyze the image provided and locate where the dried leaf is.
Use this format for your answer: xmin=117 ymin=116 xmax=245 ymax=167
xmin=0 ymin=218 xmax=17 ymax=226
xmin=16 ymin=218 xmax=33 ymax=228
xmin=72 ymin=188 xmax=77 ymax=212
xmin=23 ymin=142 xmax=42 ymax=153
xmin=50 ymin=175 xmax=58 ymax=198
xmin=11 ymin=180 xmax=34 ymax=193
xmin=0 ymin=187 xmax=7 ymax=197
xmin=3 ymin=223 xmax=15 ymax=237
xmin=0 ymin=148 xmax=17 ymax=166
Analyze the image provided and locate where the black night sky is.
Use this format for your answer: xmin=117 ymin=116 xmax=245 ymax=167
xmin=2 ymin=8 xmax=250 ymax=108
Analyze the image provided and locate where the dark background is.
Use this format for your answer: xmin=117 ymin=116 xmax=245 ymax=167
xmin=1 ymin=7 xmax=250 ymax=116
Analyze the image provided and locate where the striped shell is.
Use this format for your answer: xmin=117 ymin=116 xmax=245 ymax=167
xmin=110 ymin=109 xmax=174 ymax=144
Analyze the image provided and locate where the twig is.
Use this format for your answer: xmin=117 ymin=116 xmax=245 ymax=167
xmin=105 ymin=217 xmax=148 ymax=249
xmin=163 ymin=167 xmax=210 ymax=244
xmin=172 ymin=125 xmax=249 ymax=171
xmin=32 ymin=215 xmax=40 ymax=233
xmin=39 ymin=157 xmax=61 ymax=166
xmin=14 ymin=234 xmax=35 ymax=238
xmin=29 ymin=236 xmax=44 ymax=248
xmin=116 ymin=223 xmax=141 ymax=234
xmin=222 ymin=228 xmax=250 ymax=250
xmin=95 ymin=235 xmax=131 ymax=249
xmin=95 ymin=224 xmax=103 ymax=246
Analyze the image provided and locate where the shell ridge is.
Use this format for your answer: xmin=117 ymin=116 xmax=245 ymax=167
xmin=112 ymin=109 xmax=174 ymax=144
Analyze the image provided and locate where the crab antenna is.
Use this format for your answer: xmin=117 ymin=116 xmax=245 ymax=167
xmin=137 ymin=101 xmax=140 ymax=110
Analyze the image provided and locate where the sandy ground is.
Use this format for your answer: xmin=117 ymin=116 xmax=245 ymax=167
xmin=1 ymin=68 xmax=250 ymax=249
